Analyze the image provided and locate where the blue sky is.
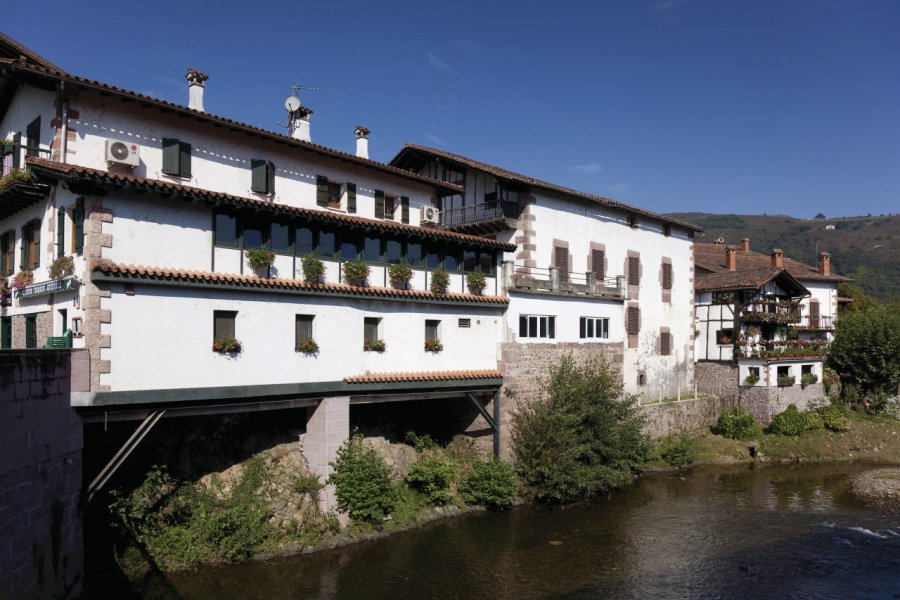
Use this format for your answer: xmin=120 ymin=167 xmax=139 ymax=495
xmin=5 ymin=1 xmax=899 ymax=218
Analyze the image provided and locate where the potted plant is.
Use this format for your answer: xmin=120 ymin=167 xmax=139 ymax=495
xmin=1 ymin=138 xmax=14 ymax=155
xmin=363 ymin=339 xmax=385 ymax=352
xmin=343 ymin=260 xmax=369 ymax=285
xmin=295 ymin=338 xmax=320 ymax=355
xmin=777 ymin=375 xmax=795 ymax=388
xmin=466 ymin=272 xmax=486 ymax=295
xmin=424 ymin=339 xmax=443 ymax=353
xmin=11 ymin=270 xmax=33 ymax=290
xmin=301 ymin=254 xmax=325 ymax=284
xmin=430 ymin=268 xmax=450 ymax=294
xmin=49 ymin=255 xmax=74 ymax=280
xmin=744 ymin=373 xmax=760 ymax=386
xmin=245 ymin=248 xmax=275 ymax=275
xmin=212 ymin=335 xmax=242 ymax=354
xmin=0 ymin=277 xmax=9 ymax=305
xmin=388 ymin=263 xmax=413 ymax=289
xmin=800 ymin=372 xmax=818 ymax=388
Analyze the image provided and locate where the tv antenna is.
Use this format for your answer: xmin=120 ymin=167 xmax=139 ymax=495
xmin=278 ymin=83 xmax=319 ymax=129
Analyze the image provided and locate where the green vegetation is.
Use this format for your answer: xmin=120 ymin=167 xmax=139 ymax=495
xmin=342 ymin=260 xmax=370 ymax=283
xmin=328 ymin=433 xmax=395 ymax=525
xmin=511 ymin=353 xmax=651 ymax=504
xmin=769 ymin=405 xmax=807 ymax=436
xmin=459 ymin=459 xmax=517 ymax=510
xmin=657 ymin=437 xmax=697 ymax=467
xmin=301 ymin=254 xmax=325 ymax=283
xmin=245 ymin=248 xmax=275 ymax=271
xmin=407 ymin=454 xmax=455 ymax=506
xmin=430 ymin=268 xmax=450 ymax=294
xmin=466 ymin=272 xmax=487 ymax=294
xmin=828 ymin=305 xmax=900 ymax=394
xmin=819 ymin=404 xmax=850 ymax=432
xmin=711 ymin=407 xmax=761 ymax=440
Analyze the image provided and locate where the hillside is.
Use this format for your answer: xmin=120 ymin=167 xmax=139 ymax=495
xmin=669 ymin=213 xmax=900 ymax=301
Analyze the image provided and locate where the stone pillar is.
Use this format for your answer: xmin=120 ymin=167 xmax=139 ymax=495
xmin=304 ymin=396 xmax=350 ymax=513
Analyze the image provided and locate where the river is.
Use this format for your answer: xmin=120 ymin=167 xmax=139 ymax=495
xmin=131 ymin=463 xmax=900 ymax=599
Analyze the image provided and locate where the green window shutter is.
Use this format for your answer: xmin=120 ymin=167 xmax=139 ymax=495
xmin=161 ymin=138 xmax=180 ymax=175
xmin=374 ymin=190 xmax=385 ymax=219
xmin=251 ymin=159 xmax=268 ymax=193
xmin=11 ymin=133 xmax=21 ymax=169
xmin=401 ymin=196 xmax=409 ymax=224
xmin=19 ymin=225 xmax=26 ymax=269
xmin=179 ymin=142 xmax=192 ymax=178
xmin=316 ymin=176 xmax=328 ymax=206
xmin=57 ymin=207 xmax=65 ymax=257
xmin=32 ymin=220 xmax=40 ymax=269
xmin=346 ymin=182 xmax=357 ymax=213
xmin=74 ymin=197 xmax=84 ymax=254
xmin=267 ymin=162 xmax=275 ymax=195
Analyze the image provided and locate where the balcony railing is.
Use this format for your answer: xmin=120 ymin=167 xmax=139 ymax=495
xmin=439 ymin=200 xmax=519 ymax=231
xmin=504 ymin=262 xmax=625 ymax=299
xmin=737 ymin=339 xmax=828 ymax=361
xmin=797 ymin=315 xmax=835 ymax=330
xmin=740 ymin=300 xmax=802 ymax=325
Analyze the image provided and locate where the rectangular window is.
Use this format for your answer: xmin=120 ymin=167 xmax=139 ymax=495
xmin=478 ymin=251 xmax=495 ymax=276
xmin=662 ymin=262 xmax=673 ymax=290
xmin=213 ymin=310 xmax=237 ymax=340
xmin=628 ymin=255 xmax=640 ymax=286
xmin=592 ymin=248 xmax=605 ymax=280
xmin=425 ymin=246 xmax=441 ymax=269
xmin=270 ymin=223 xmax=291 ymax=254
xmin=295 ymin=315 xmax=314 ymax=345
xmin=777 ymin=365 xmax=791 ymax=378
xmin=0 ymin=316 xmax=11 ymax=348
xmin=316 ymin=175 xmax=329 ymax=206
xmin=251 ymin=159 xmax=275 ymax=195
xmin=0 ymin=230 xmax=13 ymax=276
xmin=318 ymin=229 xmax=336 ymax=258
xmin=162 ymin=138 xmax=191 ymax=178
xmin=425 ymin=319 xmax=440 ymax=341
xmin=717 ymin=329 xmax=734 ymax=345
xmin=364 ymin=317 xmax=380 ymax=342
xmin=214 ymin=213 xmax=238 ymax=247
xmin=627 ymin=306 xmax=640 ymax=336
xmin=463 ymin=249 xmax=478 ymax=273
xmin=73 ymin=197 xmax=84 ymax=255
xmin=340 ymin=233 xmax=361 ymax=261
xmin=25 ymin=315 xmax=37 ymax=349
xmin=327 ymin=181 xmax=342 ymax=208
xmin=385 ymin=239 xmax=402 ymax=265
xmin=801 ymin=364 xmax=813 ymax=376
xmin=363 ymin=236 xmax=381 ymax=262
xmin=383 ymin=195 xmax=396 ymax=220
xmin=242 ymin=218 xmax=266 ymax=249
xmin=444 ymin=247 xmax=460 ymax=272
xmin=660 ymin=331 xmax=672 ymax=356
xmin=443 ymin=167 xmax=465 ymax=185
xmin=295 ymin=226 xmax=314 ymax=255
xmin=346 ymin=182 xmax=357 ymax=213
xmin=748 ymin=366 xmax=760 ymax=378
xmin=57 ymin=207 xmax=65 ymax=258
xmin=407 ymin=242 xmax=423 ymax=267
xmin=579 ymin=317 xmax=609 ymax=339
xmin=374 ymin=190 xmax=385 ymax=218
xmin=519 ymin=314 xmax=556 ymax=339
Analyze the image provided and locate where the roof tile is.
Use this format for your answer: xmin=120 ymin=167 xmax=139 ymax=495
xmin=344 ymin=370 xmax=502 ymax=384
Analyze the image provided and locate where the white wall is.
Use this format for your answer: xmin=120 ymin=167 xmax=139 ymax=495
xmin=506 ymin=292 xmax=624 ymax=344
xmin=0 ymin=86 xmax=56 ymax=152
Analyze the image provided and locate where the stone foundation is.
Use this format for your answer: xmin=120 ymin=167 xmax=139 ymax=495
xmin=639 ymin=395 xmax=737 ymax=438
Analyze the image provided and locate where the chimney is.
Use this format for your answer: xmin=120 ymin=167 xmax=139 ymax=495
xmin=186 ymin=68 xmax=208 ymax=112
xmin=818 ymin=251 xmax=831 ymax=276
xmin=771 ymin=248 xmax=784 ymax=269
xmin=725 ymin=246 xmax=737 ymax=271
xmin=289 ymin=106 xmax=313 ymax=143
xmin=355 ymin=126 xmax=370 ymax=159
xmin=740 ymin=238 xmax=750 ymax=252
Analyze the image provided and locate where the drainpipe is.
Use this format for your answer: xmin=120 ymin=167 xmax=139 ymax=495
xmin=59 ymin=81 xmax=68 ymax=164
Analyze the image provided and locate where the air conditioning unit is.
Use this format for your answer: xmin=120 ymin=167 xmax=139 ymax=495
xmin=105 ymin=138 xmax=140 ymax=167
xmin=420 ymin=205 xmax=440 ymax=225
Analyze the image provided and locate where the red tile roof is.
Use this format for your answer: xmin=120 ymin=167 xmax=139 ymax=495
xmin=0 ymin=58 xmax=461 ymax=194
xmin=91 ymin=261 xmax=509 ymax=305
xmin=27 ymin=157 xmax=515 ymax=251
xmin=694 ymin=243 xmax=850 ymax=283
xmin=344 ymin=370 xmax=502 ymax=384
xmin=694 ymin=267 xmax=795 ymax=293
xmin=390 ymin=144 xmax=703 ymax=233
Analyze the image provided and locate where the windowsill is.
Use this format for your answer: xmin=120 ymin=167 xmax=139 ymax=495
xmin=325 ymin=206 xmax=346 ymax=213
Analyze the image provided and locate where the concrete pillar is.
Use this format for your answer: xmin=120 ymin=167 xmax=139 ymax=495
xmin=586 ymin=272 xmax=596 ymax=295
xmin=501 ymin=260 xmax=514 ymax=294
xmin=549 ymin=266 xmax=560 ymax=291
xmin=304 ymin=396 xmax=350 ymax=513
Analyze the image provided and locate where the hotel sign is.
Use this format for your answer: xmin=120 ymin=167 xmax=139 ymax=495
xmin=14 ymin=276 xmax=80 ymax=299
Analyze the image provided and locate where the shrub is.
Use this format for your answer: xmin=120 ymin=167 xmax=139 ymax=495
xmin=430 ymin=269 xmax=450 ymax=294
xmin=301 ymin=254 xmax=325 ymax=283
xmin=404 ymin=431 xmax=436 ymax=452
xmin=843 ymin=383 xmax=861 ymax=404
xmin=292 ymin=473 xmax=323 ymax=498
xmin=777 ymin=375 xmax=796 ymax=387
xmin=769 ymin=405 xmax=806 ymax=436
xmin=424 ymin=339 xmax=443 ymax=353
xmin=511 ymin=353 xmax=650 ymax=504
xmin=407 ymin=454 xmax=456 ymax=506
xmin=744 ymin=373 xmax=760 ymax=386
xmin=660 ymin=437 xmax=696 ymax=467
xmin=343 ymin=260 xmax=369 ymax=284
xmin=800 ymin=373 xmax=818 ymax=388
xmin=363 ymin=339 xmax=385 ymax=352
xmin=459 ymin=459 xmax=517 ymax=511
xmin=327 ymin=433 xmax=395 ymax=524
xmin=466 ymin=272 xmax=486 ymax=294
xmin=295 ymin=338 xmax=319 ymax=354
xmin=882 ymin=396 xmax=900 ymax=421
xmin=818 ymin=404 xmax=850 ymax=432
xmin=829 ymin=305 xmax=900 ymax=394
xmin=822 ymin=367 xmax=840 ymax=393
xmin=802 ymin=410 xmax=824 ymax=431
xmin=49 ymin=255 xmax=74 ymax=279
xmin=712 ymin=407 xmax=759 ymax=440
xmin=212 ymin=335 xmax=241 ymax=353
xmin=245 ymin=248 xmax=275 ymax=271
xmin=388 ymin=263 xmax=413 ymax=287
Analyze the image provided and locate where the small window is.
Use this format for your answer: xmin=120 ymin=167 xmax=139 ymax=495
xmin=162 ymin=138 xmax=191 ymax=178
xmin=579 ymin=317 xmax=609 ymax=339
xmin=637 ymin=372 xmax=646 ymax=386
xmin=425 ymin=319 xmax=440 ymax=341
xmin=385 ymin=240 xmax=402 ymax=265
xmin=295 ymin=315 xmax=314 ymax=345
xmin=327 ymin=182 xmax=342 ymax=208
xmin=270 ymin=223 xmax=291 ymax=254
xmin=748 ymin=366 xmax=760 ymax=378
xmin=478 ymin=251 xmax=495 ymax=276
xmin=318 ymin=229 xmax=336 ymax=257
xmin=0 ymin=316 xmax=11 ymax=348
xmin=717 ymin=329 xmax=734 ymax=345
xmin=463 ymin=249 xmax=478 ymax=273
xmin=425 ymin=246 xmax=441 ymax=269
xmin=363 ymin=236 xmax=381 ymax=263
xmin=25 ymin=315 xmax=37 ymax=349
xmin=444 ymin=248 xmax=460 ymax=272
xmin=627 ymin=306 xmax=640 ymax=336
xmin=214 ymin=213 xmax=238 ymax=247
xmin=777 ymin=365 xmax=791 ymax=378
xmin=458 ymin=318 xmax=471 ymax=328
xmin=660 ymin=331 xmax=672 ymax=356
xmin=364 ymin=317 xmax=381 ymax=343
xmin=443 ymin=167 xmax=465 ymax=185
xmin=519 ymin=315 xmax=556 ymax=339
xmin=407 ymin=242 xmax=423 ymax=267
xmin=801 ymin=364 xmax=813 ymax=376
xmin=295 ymin=226 xmax=314 ymax=255
xmin=341 ymin=234 xmax=361 ymax=261
xmin=251 ymin=160 xmax=275 ymax=195
xmin=213 ymin=310 xmax=237 ymax=340
xmin=628 ymin=255 xmax=640 ymax=286
xmin=662 ymin=262 xmax=673 ymax=290
xmin=242 ymin=218 xmax=266 ymax=249
xmin=384 ymin=195 xmax=396 ymax=220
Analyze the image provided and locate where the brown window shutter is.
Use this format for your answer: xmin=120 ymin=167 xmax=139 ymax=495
xmin=628 ymin=256 xmax=640 ymax=286
xmin=554 ymin=246 xmax=569 ymax=282
xmin=662 ymin=262 xmax=672 ymax=290
xmin=661 ymin=332 xmax=671 ymax=355
xmin=592 ymin=249 xmax=605 ymax=279
xmin=627 ymin=306 xmax=640 ymax=335
xmin=809 ymin=300 xmax=820 ymax=328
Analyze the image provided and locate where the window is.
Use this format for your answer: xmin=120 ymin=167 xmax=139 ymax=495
xmin=242 ymin=218 xmax=266 ymax=249
xmin=425 ymin=246 xmax=441 ymax=269
xmin=463 ymin=249 xmax=478 ymax=273
xmin=637 ymin=372 xmax=646 ymax=386
xmin=385 ymin=239 xmax=402 ymax=265
xmin=627 ymin=306 xmax=640 ymax=336
xmin=0 ymin=230 xmax=13 ymax=276
xmin=73 ymin=197 xmax=84 ymax=255
xmin=295 ymin=315 xmax=314 ymax=345
xmin=0 ymin=316 xmax=11 ymax=348
xmin=662 ymin=262 xmax=673 ymax=290
xmin=214 ymin=213 xmax=238 ymax=247
xmin=717 ymin=329 xmax=734 ymax=345
xmin=400 ymin=196 xmax=410 ymax=224
xmin=25 ymin=315 xmax=36 ymax=349
xmin=801 ymin=364 xmax=813 ymax=376
xmin=374 ymin=190 xmax=386 ymax=218
xmin=579 ymin=317 xmax=609 ymax=339
xmin=318 ymin=228 xmax=336 ymax=257
xmin=458 ymin=318 xmax=471 ymax=328
xmin=748 ymin=366 xmax=760 ymax=378
xmin=20 ymin=220 xmax=40 ymax=270
xmin=444 ymin=247 xmax=460 ymax=271
xmin=519 ymin=315 xmax=556 ymax=339
xmin=213 ymin=310 xmax=236 ymax=340
xmin=628 ymin=255 xmax=640 ymax=286
xmin=364 ymin=317 xmax=381 ymax=342
xmin=383 ymin=195 xmax=396 ymax=220
xmin=443 ymin=166 xmax=465 ymax=186
xmin=295 ymin=226 xmax=314 ymax=255
xmin=56 ymin=207 xmax=65 ymax=258
xmin=362 ymin=236 xmax=380 ymax=262
xmin=478 ymin=251 xmax=495 ymax=276
xmin=251 ymin=160 xmax=275 ymax=195
xmin=316 ymin=176 xmax=342 ymax=208
xmin=161 ymin=138 xmax=191 ymax=178
xmin=26 ymin=117 xmax=40 ymax=157
xmin=777 ymin=365 xmax=791 ymax=378
xmin=407 ymin=242 xmax=423 ymax=267
xmin=660 ymin=331 xmax=672 ymax=356
xmin=346 ymin=182 xmax=357 ymax=213
xmin=592 ymin=248 xmax=605 ymax=280
xmin=341 ymin=234 xmax=361 ymax=261
xmin=270 ymin=223 xmax=291 ymax=254
xmin=425 ymin=319 xmax=440 ymax=341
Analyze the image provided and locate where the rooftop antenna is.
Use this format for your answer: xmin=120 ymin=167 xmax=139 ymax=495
xmin=277 ymin=83 xmax=319 ymax=130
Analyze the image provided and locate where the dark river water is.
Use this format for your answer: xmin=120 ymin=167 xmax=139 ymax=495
xmin=132 ymin=464 xmax=900 ymax=600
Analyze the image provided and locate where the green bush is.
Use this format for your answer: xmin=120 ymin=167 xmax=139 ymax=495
xmin=430 ymin=268 xmax=450 ymax=294
xmin=712 ymin=407 xmax=759 ymax=440
xmin=466 ymin=272 xmax=486 ymax=294
xmin=342 ymin=260 xmax=370 ymax=283
xmin=828 ymin=305 xmax=900 ymax=394
xmin=511 ymin=353 xmax=650 ymax=504
xmin=769 ymin=405 xmax=806 ymax=436
xmin=301 ymin=254 xmax=325 ymax=283
xmin=404 ymin=431 xmax=436 ymax=452
xmin=660 ymin=437 xmax=696 ymax=468
xmin=818 ymin=404 xmax=850 ymax=432
xmin=459 ymin=459 xmax=517 ymax=511
xmin=327 ymin=433 xmax=395 ymax=524
xmin=407 ymin=454 xmax=456 ymax=506
xmin=802 ymin=410 xmax=824 ymax=431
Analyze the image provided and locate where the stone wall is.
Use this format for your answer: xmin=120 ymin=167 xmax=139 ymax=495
xmin=8 ymin=312 xmax=53 ymax=349
xmin=639 ymin=395 xmax=737 ymax=439
xmin=741 ymin=382 xmax=826 ymax=423
xmin=695 ymin=361 xmax=740 ymax=403
xmin=0 ymin=350 xmax=87 ymax=600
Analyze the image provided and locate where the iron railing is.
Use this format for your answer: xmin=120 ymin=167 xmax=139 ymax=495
xmin=439 ymin=200 xmax=519 ymax=229
xmin=508 ymin=264 xmax=625 ymax=298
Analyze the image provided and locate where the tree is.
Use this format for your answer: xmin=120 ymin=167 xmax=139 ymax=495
xmin=828 ymin=305 xmax=900 ymax=393
xmin=511 ymin=353 xmax=650 ymax=505
xmin=836 ymin=283 xmax=879 ymax=315
xmin=815 ymin=213 xmax=826 ymax=219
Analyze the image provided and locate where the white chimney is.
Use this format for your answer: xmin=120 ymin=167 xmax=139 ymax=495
xmin=289 ymin=107 xmax=313 ymax=143
xmin=355 ymin=126 xmax=370 ymax=159
xmin=186 ymin=68 xmax=208 ymax=112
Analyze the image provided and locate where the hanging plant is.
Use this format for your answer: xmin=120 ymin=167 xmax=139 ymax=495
xmin=388 ymin=263 xmax=413 ymax=288
xmin=295 ymin=338 xmax=320 ymax=355
xmin=301 ymin=254 xmax=325 ymax=283
xmin=245 ymin=248 xmax=275 ymax=271
xmin=430 ymin=269 xmax=450 ymax=294
xmin=424 ymin=339 xmax=443 ymax=353
xmin=363 ymin=339 xmax=386 ymax=352
xmin=212 ymin=335 xmax=242 ymax=354
xmin=49 ymin=255 xmax=74 ymax=280
xmin=343 ymin=260 xmax=369 ymax=284
xmin=466 ymin=272 xmax=487 ymax=295
xmin=11 ymin=270 xmax=33 ymax=290
xmin=744 ymin=373 xmax=760 ymax=386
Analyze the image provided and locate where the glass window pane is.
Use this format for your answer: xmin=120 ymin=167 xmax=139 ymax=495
xmin=519 ymin=315 xmax=527 ymax=338
xmin=529 ymin=316 xmax=537 ymax=337
xmin=539 ymin=317 xmax=547 ymax=338
xmin=549 ymin=317 xmax=556 ymax=339
xmin=463 ymin=250 xmax=477 ymax=273
xmin=296 ymin=226 xmax=314 ymax=255
xmin=444 ymin=248 xmax=460 ymax=271
xmin=587 ymin=319 xmax=594 ymax=337
xmin=407 ymin=242 xmax=423 ymax=267
xmin=318 ymin=229 xmax=336 ymax=257
xmin=385 ymin=240 xmax=402 ymax=264
xmin=341 ymin=235 xmax=360 ymax=261
xmin=243 ymin=220 xmax=265 ymax=249
xmin=214 ymin=213 xmax=237 ymax=246
xmin=479 ymin=251 xmax=494 ymax=275
xmin=426 ymin=246 xmax=441 ymax=269
xmin=364 ymin=236 xmax=381 ymax=262
xmin=270 ymin=223 xmax=290 ymax=254
xmin=579 ymin=317 xmax=586 ymax=339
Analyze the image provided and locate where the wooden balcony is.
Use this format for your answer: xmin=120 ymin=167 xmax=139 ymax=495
xmin=439 ymin=200 xmax=519 ymax=234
